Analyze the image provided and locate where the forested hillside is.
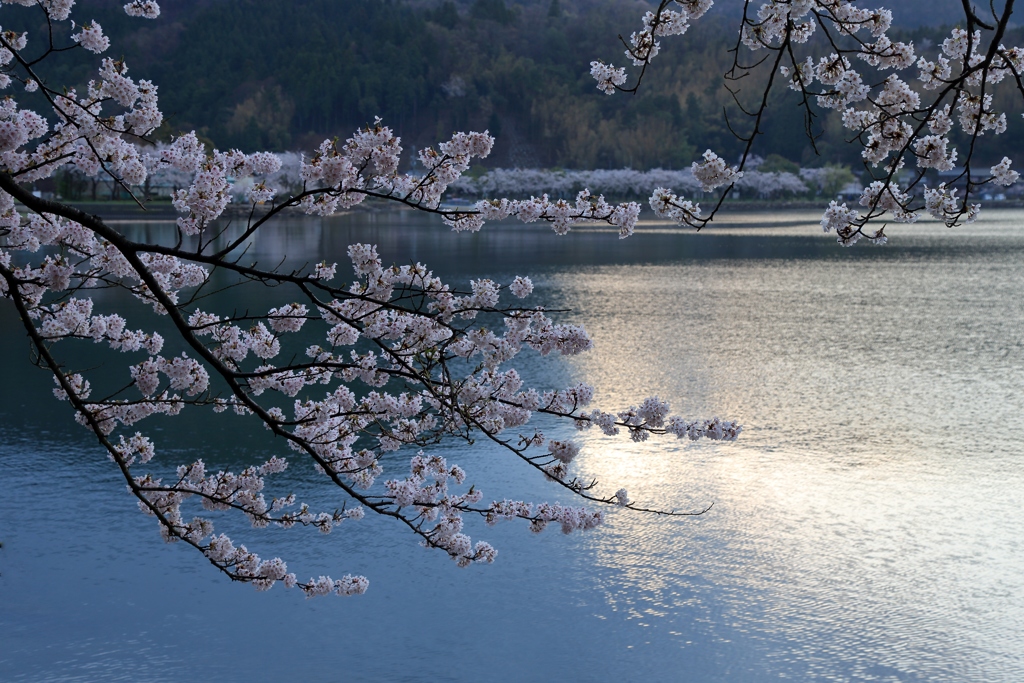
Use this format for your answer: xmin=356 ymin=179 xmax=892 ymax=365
xmin=25 ymin=0 xmax=1024 ymax=169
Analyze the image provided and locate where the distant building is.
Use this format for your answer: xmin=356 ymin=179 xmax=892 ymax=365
xmin=936 ymin=168 xmax=969 ymax=192
xmin=836 ymin=182 xmax=863 ymax=201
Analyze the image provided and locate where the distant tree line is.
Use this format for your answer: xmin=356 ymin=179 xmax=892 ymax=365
xmin=30 ymin=0 xmax=1024 ymax=171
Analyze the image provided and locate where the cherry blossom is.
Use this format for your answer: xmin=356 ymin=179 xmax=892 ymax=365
xmin=72 ymin=22 xmax=110 ymax=54
xmin=0 ymin=0 xmax=743 ymax=596
xmin=594 ymin=0 xmax=1024 ymax=240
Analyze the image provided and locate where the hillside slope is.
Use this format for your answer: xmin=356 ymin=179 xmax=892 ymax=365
xmin=26 ymin=0 xmax=1023 ymax=168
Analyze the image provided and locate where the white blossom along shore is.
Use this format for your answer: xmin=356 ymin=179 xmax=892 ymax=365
xmin=592 ymin=0 xmax=1023 ymax=245
xmin=447 ymin=166 xmax=812 ymax=202
xmin=0 ymin=0 xmax=740 ymax=597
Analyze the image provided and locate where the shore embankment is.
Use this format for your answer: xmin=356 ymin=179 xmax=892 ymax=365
xmin=27 ymin=197 xmax=1024 ymax=221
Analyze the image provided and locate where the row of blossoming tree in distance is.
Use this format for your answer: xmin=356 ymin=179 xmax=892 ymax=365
xmin=130 ymin=156 xmax=819 ymax=202
xmin=66 ymin=147 xmax=1005 ymax=212
xmin=0 ymin=0 xmax=1019 ymax=597
xmin=63 ymin=151 xmax=813 ymax=202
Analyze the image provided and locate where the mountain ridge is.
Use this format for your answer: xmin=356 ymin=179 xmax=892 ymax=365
xmin=29 ymin=0 xmax=1023 ymax=169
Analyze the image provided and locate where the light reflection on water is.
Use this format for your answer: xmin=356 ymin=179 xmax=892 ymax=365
xmin=1 ymin=210 xmax=1023 ymax=682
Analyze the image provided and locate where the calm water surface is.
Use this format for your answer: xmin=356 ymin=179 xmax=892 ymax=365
xmin=1 ymin=210 xmax=1022 ymax=682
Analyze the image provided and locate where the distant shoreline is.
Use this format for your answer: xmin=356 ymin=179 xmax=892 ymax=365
xmin=28 ymin=197 xmax=1024 ymax=222
xmin=30 ymin=198 xmax=407 ymax=220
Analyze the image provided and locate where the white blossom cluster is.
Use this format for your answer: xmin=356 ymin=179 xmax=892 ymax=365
xmin=589 ymin=0 xmax=713 ymax=93
xmin=452 ymin=166 xmax=808 ymax=201
xmin=451 ymin=167 xmax=705 ymax=198
xmin=691 ymin=149 xmax=743 ymax=192
xmin=589 ymin=61 xmax=627 ymax=95
xmin=649 ymin=187 xmax=702 ymax=223
xmin=468 ymin=189 xmax=641 ymax=238
xmin=123 ymin=1 xmax=160 ymax=19
xmin=485 ymin=498 xmax=604 ymax=534
xmin=596 ymin=0 xmax=1024 ymax=237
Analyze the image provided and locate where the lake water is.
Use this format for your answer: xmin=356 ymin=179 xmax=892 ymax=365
xmin=1 ymin=209 xmax=1023 ymax=682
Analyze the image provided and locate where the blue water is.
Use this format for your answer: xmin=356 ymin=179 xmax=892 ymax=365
xmin=1 ymin=210 xmax=1022 ymax=681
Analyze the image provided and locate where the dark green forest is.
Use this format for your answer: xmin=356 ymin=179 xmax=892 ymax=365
xmin=26 ymin=0 xmax=1024 ymax=170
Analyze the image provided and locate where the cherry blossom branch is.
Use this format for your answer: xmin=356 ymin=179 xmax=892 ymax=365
xmin=593 ymin=0 xmax=1023 ymax=245
xmin=0 ymin=0 xmax=746 ymax=597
